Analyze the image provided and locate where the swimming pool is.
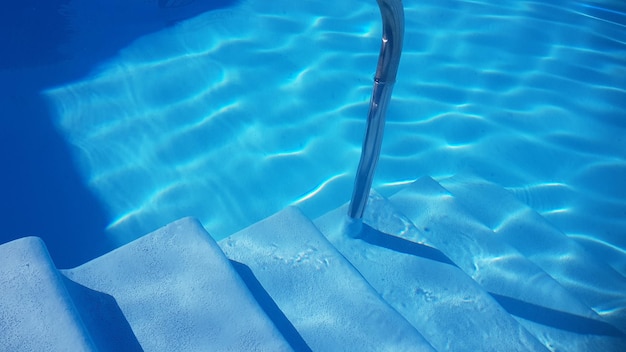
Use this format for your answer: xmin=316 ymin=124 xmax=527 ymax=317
xmin=1 ymin=0 xmax=626 ymax=349
xmin=3 ymin=0 xmax=626 ymax=271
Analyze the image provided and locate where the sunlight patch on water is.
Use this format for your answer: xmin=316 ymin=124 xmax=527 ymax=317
xmin=573 ymin=2 xmax=626 ymax=30
xmin=540 ymin=207 xmax=573 ymax=216
xmin=570 ymin=233 xmax=626 ymax=258
xmin=292 ymin=173 xmax=349 ymax=205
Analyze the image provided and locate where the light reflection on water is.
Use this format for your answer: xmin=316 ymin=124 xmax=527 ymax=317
xmin=45 ymin=0 xmax=625 ymax=277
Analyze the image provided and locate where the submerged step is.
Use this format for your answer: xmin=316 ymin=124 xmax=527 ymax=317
xmin=62 ymin=217 xmax=291 ymax=351
xmin=219 ymin=206 xmax=434 ymax=352
xmin=439 ymin=174 xmax=626 ymax=333
xmin=315 ymin=200 xmax=547 ymax=352
xmin=389 ymin=176 xmax=626 ymax=350
xmin=0 ymin=237 xmax=96 ymax=351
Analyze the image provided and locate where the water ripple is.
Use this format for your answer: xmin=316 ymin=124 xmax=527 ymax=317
xmin=44 ymin=0 xmax=626 ymax=272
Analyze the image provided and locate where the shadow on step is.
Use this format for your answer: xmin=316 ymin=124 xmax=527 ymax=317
xmin=62 ymin=276 xmax=143 ymax=351
xmin=357 ymin=223 xmax=624 ymax=338
xmin=358 ymin=224 xmax=457 ymax=267
xmin=229 ymin=260 xmax=312 ymax=352
xmin=490 ymin=293 xmax=625 ymax=337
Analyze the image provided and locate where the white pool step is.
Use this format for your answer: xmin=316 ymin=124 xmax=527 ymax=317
xmin=0 ymin=237 xmax=98 ymax=351
xmin=390 ymin=177 xmax=595 ymax=317
xmin=439 ymin=174 xmax=626 ymax=333
xmin=2 ymin=175 xmax=625 ymax=351
xmin=218 ymin=206 xmax=434 ymax=351
xmin=385 ymin=175 xmax=626 ymax=350
xmin=314 ymin=201 xmax=547 ymax=351
xmin=61 ymin=217 xmax=292 ymax=351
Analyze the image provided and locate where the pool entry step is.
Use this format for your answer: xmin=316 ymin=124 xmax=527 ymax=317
xmin=2 ymin=175 xmax=626 ymax=351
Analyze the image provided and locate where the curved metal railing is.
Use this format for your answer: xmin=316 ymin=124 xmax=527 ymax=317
xmin=348 ymin=0 xmax=405 ymax=219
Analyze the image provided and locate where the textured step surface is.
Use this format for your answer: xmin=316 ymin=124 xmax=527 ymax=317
xmin=315 ymin=199 xmax=547 ymax=352
xmin=0 ymin=237 xmax=97 ymax=352
xmin=391 ymin=178 xmax=594 ymax=316
xmin=62 ymin=217 xmax=291 ymax=351
xmin=439 ymin=174 xmax=626 ymax=332
xmin=388 ymin=176 xmax=626 ymax=350
xmin=219 ymin=206 xmax=434 ymax=351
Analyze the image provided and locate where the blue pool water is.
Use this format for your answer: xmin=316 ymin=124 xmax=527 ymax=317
xmin=1 ymin=0 xmax=625 ymax=271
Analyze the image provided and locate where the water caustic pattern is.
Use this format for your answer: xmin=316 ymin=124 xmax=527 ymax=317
xmin=46 ymin=0 xmax=625 ymax=259
xmin=46 ymin=0 xmax=377 ymax=243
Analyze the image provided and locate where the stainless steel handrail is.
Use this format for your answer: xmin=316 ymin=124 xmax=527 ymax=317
xmin=348 ymin=0 xmax=404 ymax=219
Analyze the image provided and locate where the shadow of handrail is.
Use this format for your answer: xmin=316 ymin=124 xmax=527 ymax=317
xmin=357 ymin=223 xmax=456 ymax=266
